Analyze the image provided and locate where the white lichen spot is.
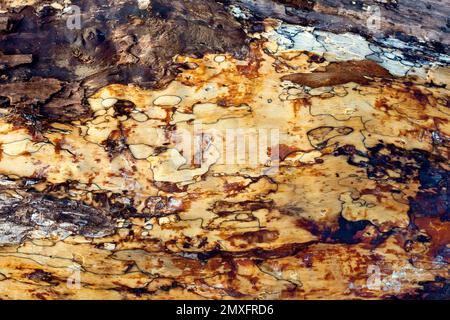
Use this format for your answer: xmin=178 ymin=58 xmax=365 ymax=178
xmin=101 ymin=98 xmax=118 ymax=108
xmin=153 ymin=95 xmax=182 ymax=106
xmin=137 ymin=0 xmax=150 ymax=10
xmin=214 ymin=55 xmax=226 ymax=63
xmin=104 ymin=243 xmax=116 ymax=251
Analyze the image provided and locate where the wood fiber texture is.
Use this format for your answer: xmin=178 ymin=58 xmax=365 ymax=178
xmin=0 ymin=0 xmax=448 ymax=299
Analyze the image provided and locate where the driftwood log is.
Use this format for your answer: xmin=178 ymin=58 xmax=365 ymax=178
xmin=0 ymin=0 xmax=448 ymax=299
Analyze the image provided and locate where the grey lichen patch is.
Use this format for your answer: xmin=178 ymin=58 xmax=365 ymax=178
xmin=0 ymin=191 xmax=115 ymax=244
xmin=0 ymin=0 xmax=448 ymax=300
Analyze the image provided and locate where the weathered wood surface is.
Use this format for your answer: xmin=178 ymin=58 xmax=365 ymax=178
xmin=0 ymin=0 xmax=448 ymax=299
xmin=221 ymin=0 xmax=450 ymax=48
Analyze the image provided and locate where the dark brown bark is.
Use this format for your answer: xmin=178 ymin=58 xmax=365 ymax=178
xmin=0 ymin=0 xmax=248 ymax=123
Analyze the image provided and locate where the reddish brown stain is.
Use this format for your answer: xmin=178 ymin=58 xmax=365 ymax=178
xmin=237 ymin=42 xmax=264 ymax=79
xmin=360 ymin=185 xmax=395 ymax=202
xmin=277 ymin=144 xmax=301 ymax=161
xmin=223 ymin=182 xmax=247 ymax=193
xmin=414 ymin=217 xmax=450 ymax=256
xmin=228 ymin=230 xmax=280 ymax=245
xmin=281 ymin=60 xmax=392 ymax=88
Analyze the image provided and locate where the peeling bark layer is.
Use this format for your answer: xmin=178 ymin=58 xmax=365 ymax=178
xmin=220 ymin=0 xmax=450 ymax=52
xmin=0 ymin=0 xmax=248 ymax=123
xmin=0 ymin=0 xmax=448 ymax=300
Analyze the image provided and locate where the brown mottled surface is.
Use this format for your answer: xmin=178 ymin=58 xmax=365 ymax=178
xmin=281 ymin=60 xmax=392 ymax=88
xmin=222 ymin=0 xmax=450 ymax=50
xmin=0 ymin=0 xmax=448 ymax=300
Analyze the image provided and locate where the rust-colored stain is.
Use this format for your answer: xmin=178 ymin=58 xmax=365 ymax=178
xmin=0 ymin=0 xmax=448 ymax=300
xmin=281 ymin=60 xmax=393 ymax=88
